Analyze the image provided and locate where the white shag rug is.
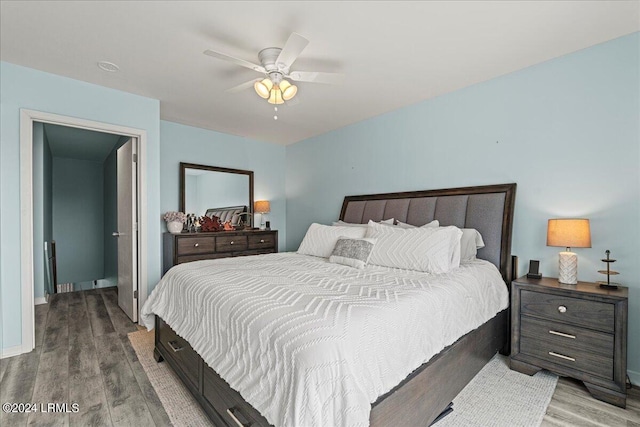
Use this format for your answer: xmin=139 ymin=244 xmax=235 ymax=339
xmin=129 ymin=330 xmax=557 ymax=427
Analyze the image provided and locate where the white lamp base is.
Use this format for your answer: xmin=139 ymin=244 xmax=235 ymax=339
xmin=558 ymin=251 xmax=578 ymax=284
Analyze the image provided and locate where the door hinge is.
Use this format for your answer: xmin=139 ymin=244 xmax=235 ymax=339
xmin=134 ymin=290 xmax=138 ymax=299
xmin=132 ymin=153 xmax=137 ymax=163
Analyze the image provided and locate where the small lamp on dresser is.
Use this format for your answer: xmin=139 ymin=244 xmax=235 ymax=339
xmin=546 ymin=218 xmax=591 ymax=284
xmin=254 ymin=200 xmax=271 ymax=230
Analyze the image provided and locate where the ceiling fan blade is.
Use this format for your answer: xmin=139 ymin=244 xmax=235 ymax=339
xmin=276 ymin=33 xmax=309 ymax=69
xmin=288 ymin=71 xmax=345 ymax=85
xmin=226 ymin=79 xmax=260 ymax=93
xmin=204 ymin=49 xmax=265 ymax=73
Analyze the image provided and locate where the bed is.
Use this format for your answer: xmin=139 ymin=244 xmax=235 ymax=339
xmin=143 ymin=183 xmax=517 ymax=427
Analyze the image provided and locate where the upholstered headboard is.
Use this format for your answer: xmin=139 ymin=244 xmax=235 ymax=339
xmin=205 ymin=205 xmax=248 ymax=226
xmin=340 ymin=183 xmax=516 ymax=280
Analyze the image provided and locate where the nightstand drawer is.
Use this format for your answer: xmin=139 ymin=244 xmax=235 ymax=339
xmin=520 ymin=316 xmax=613 ymax=358
xmin=520 ymin=335 xmax=613 ymax=380
xmin=177 ymin=236 xmax=216 ymax=255
xmin=520 ymin=289 xmax=614 ymax=333
xmin=216 ymin=235 xmax=248 ymax=252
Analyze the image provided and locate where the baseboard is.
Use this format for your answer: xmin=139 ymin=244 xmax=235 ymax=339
xmin=628 ymin=369 xmax=640 ymax=387
xmin=1 ymin=344 xmax=26 ymax=359
xmin=34 ymin=297 xmax=47 ymax=305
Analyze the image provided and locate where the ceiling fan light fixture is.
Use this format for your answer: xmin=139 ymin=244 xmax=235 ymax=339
xmin=254 ymin=78 xmax=273 ymax=99
xmin=279 ymin=79 xmax=298 ymax=101
xmin=268 ymin=87 xmax=284 ymax=105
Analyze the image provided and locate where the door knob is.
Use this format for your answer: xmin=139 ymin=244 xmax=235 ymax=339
xmin=112 ymin=232 xmax=122 ymax=237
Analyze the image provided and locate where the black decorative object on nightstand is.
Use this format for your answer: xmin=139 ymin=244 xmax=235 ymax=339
xmin=510 ymin=276 xmax=628 ymax=408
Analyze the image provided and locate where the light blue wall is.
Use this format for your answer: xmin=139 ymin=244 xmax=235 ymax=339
xmin=160 ymin=120 xmax=287 ymax=251
xmin=53 ymin=157 xmax=104 ymax=283
xmin=193 ymin=172 xmax=250 ymax=217
xmin=0 ymin=61 xmax=161 ymax=351
xmin=286 ymin=33 xmax=640 ymax=379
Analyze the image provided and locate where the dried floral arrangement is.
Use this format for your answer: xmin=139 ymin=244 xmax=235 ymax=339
xmin=199 ymin=215 xmax=221 ymax=232
xmin=163 ymin=211 xmax=187 ymax=223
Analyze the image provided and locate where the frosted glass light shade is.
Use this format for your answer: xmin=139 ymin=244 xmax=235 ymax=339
xmin=268 ymin=88 xmax=284 ymax=105
xmin=279 ymin=80 xmax=298 ymax=100
xmin=254 ymin=200 xmax=270 ymax=213
xmin=254 ymin=78 xmax=273 ymax=99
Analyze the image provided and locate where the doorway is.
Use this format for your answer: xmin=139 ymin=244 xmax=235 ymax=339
xmin=19 ymin=110 xmax=148 ymax=354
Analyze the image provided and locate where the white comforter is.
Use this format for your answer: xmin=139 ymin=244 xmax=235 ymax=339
xmin=141 ymin=253 xmax=508 ymax=427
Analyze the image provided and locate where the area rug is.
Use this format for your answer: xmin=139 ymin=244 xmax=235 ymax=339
xmin=129 ymin=330 xmax=557 ymax=427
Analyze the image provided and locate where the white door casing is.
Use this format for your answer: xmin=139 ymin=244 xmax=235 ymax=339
xmin=116 ymin=138 xmax=138 ymax=322
xmin=14 ymin=109 xmax=148 ymax=358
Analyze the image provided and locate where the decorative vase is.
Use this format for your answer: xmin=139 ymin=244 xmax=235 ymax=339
xmin=167 ymin=221 xmax=183 ymax=234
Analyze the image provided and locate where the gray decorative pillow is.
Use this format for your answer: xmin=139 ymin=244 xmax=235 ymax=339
xmin=329 ymin=237 xmax=377 ymax=269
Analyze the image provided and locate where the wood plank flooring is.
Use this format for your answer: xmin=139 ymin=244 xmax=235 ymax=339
xmin=1 ymin=288 xmax=638 ymax=426
xmin=0 ymin=288 xmax=170 ymax=427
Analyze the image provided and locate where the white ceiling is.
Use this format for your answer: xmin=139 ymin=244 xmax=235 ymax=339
xmin=2 ymin=1 xmax=638 ymax=145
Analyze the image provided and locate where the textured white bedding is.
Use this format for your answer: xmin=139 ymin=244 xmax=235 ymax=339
xmin=141 ymin=253 xmax=508 ymax=427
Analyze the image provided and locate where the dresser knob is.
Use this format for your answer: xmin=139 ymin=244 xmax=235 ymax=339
xmin=260 ymin=239 xmax=265 ymax=243
xmin=194 ymin=243 xmax=199 ymax=247
xmin=558 ymin=305 xmax=567 ymax=313
xmin=230 ymin=241 xmax=234 ymax=245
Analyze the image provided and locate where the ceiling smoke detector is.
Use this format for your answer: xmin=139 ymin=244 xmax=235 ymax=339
xmin=97 ymin=61 xmax=119 ymax=72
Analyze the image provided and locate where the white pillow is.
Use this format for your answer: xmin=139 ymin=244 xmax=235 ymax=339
xmin=298 ymin=223 xmax=367 ymax=258
xmin=394 ymin=219 xmax=439 ymax=229
xmin=460 ymin=228 xmax=485 ymax=261
xmin=332 ymin=218 xmax=394 ymax=227
xmin=365 ymin=221 xmax=462 ymax=273
xmin=329 ymin=237 xmax=377 ymax=269
xmin=396 ymin=221 xmax=484 ymax=261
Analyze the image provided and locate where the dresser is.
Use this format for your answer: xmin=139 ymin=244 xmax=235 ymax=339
xmin=163 ymin=230 xmax=278 ymax=275
xmin=510 ymin=276 xmax=628 ymax=407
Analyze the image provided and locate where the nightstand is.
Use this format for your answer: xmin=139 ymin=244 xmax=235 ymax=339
xmin=510 ymin=276 xmax=628 ymax=408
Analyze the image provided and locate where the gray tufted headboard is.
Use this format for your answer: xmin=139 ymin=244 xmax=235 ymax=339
xmin=340 ymin=183 xmax=517 ymax=281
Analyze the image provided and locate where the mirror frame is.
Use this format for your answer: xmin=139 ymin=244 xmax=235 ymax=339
xmin=179 ymin=162 xmax=254 ymax=227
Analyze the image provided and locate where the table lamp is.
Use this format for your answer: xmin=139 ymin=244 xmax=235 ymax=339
xmin=254 ymin=200 xmax=270 ymax=230
xmin=546 ymin=218 xmax=591 ymax=284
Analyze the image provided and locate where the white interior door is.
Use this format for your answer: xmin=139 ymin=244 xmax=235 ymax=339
xmin=115 ymin=138 xmax=138 ymax=321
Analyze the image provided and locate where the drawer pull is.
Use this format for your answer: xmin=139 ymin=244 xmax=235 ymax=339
xmin=194 ymin=243 xmax=199 ymax=247
xmin=226 ymin=407 xmax=251 ymax=427
xmin=558 ymin=305 xmax=567 ymax=313
xmin=549 ymin=330 xmax=576 ymax=339
xmin=168 ymin=340 xmax=184 ymax=353
xmin=230 ymin=241 xmax=235 ymax=245
xmin=260 ymin=239 xmax=265 ymax=243
xmin=548 ymin=351 xmax=575 ymax=362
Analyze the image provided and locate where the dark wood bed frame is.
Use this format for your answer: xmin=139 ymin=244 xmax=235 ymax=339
xmin=154 ymin=183 xmax=517 ymax=427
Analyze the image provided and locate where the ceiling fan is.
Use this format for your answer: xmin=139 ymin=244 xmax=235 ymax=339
xmin=204 ymin=33 xmax=343 ymax=106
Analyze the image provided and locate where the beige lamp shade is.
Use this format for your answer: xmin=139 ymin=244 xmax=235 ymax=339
xmin=546 ymin=219 xmax=591 ymax=248
xmin=254 ymin=200 xmax=271 ymax=214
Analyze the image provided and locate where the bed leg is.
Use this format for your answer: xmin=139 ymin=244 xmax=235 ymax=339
xmin=153 ymin=348 xmax=164 ymax=363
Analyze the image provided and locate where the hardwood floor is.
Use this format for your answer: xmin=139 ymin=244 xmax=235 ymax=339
xmin=0 ymin=288 xmax=170 ymax=427
xmin=1 ymin=288 xmax=638 ymax=426
xmin=542 ymin=377 xmax=640 ymax=427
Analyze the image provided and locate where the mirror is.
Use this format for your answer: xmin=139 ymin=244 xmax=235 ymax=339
xmin=180 ymin=163 xmax=254 ymax=228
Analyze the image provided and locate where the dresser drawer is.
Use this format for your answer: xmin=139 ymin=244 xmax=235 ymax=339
xmin=157 ymin=319 xmax=200 ymax=389
xmin=520 ymin=316 xmax=613 ymax=358
xmin=177 ymin=236 xmax=216 ymax=255
xmin=520 ymin=334 xmax=613 ymax=380
xmin=203 ymin=363 xmax=270 ymax=427
xmin=216 ymin=235 xmax=248 ymax=252
xmin=520 ymin=290 xmax=614 ymax=333
xmin=248 ymin=233 xmax=276 ymax=250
